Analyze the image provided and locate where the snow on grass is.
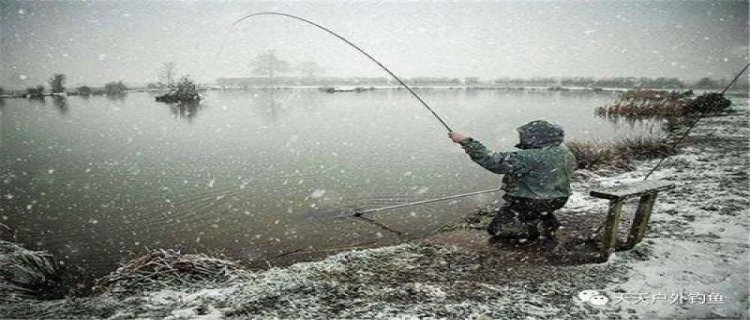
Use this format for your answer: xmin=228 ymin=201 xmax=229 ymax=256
xmin=1 ymin=243 xmax=628 ymax=318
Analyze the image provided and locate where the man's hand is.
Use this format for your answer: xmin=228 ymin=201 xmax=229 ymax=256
xmin=449 ymin=132 xmax=469 ymax=143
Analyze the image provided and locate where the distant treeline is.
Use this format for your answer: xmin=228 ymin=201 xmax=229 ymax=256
xmin=215 ymin=76 xmax=744 ymax=90
xmin=2 ymin=75 xmax=742 ymax=98
xmin=492 ymin=76 xmax=745 ymax=89
xmin=1 ymin=80 xmax=128 ymax=98
xmin=73 ymin=81 xmax=129 ymax=96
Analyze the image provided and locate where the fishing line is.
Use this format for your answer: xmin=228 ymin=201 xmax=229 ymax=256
xmin=345 ymin=187 xmax=502 ymax=240
xmin=224 ymin=11 xmax=453 ymax=132
xmin=643 ymin=62 xmax=749 ymax=180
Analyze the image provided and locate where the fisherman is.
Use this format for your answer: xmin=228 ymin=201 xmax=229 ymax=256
xmin=449 ymin=120 xmax=576 ymax=250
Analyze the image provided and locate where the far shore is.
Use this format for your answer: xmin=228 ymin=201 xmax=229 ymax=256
xmin=2 ymin=85 xmax=746 ymax=100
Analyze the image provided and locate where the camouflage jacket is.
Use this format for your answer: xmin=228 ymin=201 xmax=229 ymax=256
xmin=459 ymin=120 xmax=576 ymax=199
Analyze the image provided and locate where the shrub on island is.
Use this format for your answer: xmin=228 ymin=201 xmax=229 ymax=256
xmin=155 ymin=76 xmax=201 ymax=103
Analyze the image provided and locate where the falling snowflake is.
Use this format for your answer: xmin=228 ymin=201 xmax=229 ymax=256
xmin=310 ymin=189 xmax=326 ymax=198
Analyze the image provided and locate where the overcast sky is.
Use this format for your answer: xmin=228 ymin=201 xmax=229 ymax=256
xmin=1 ymin=0 xmax=747 ymax=88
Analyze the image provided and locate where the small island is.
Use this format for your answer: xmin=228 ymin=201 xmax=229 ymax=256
xmin=155 ymin=76 xmax=201 ymax=103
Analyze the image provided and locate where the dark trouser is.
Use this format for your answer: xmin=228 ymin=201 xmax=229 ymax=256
xmin=487 ymin=196 xmax=568 ymax=240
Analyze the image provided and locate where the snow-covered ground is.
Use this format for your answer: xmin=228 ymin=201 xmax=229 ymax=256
xmin=433 ymin=109 xmax=748 ymax=319
xmin=598 ymin=112 xmax=749 ymax=319
xmin=2 ymin=109 xmax=747 ymax=319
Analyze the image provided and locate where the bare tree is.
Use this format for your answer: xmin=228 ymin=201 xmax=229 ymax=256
xmin=158 ymin=62 xmax=177 ymax=88
xmin=48 ymin=74 xmax=66 ymax=93
xmin=250 ymin=51 xmax=289 ymax=87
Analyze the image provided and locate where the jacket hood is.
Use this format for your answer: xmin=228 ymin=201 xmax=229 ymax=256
xmin=515 ymin=120 xmax=565 ymax=149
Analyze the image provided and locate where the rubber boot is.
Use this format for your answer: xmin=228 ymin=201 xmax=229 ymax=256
xmin=540 ymin=214 xmax=561 ymax=251
xmin=487 ymin=213 xmax=509 ymax=237
xmin=517 ymin=222 xmax=541 ymax=244
xmin=487 ymin=210 xmax=524 ymax=239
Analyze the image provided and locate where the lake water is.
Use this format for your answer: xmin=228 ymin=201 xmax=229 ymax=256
xmin=0 ymin=89 xmax=662 ymax=281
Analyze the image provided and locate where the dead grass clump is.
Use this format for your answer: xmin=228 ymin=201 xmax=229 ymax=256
xmin=93 ymin=249 xmax=247 ymax=294
xmin=595 ymin=89 xmax=692 ymax=118
xmin=567 ymin=141 xmax=633 ymax=170
xmin=617 ymin=137 xmax=677 ymax=160
xmin=595 ymin=100 xmax=686 ymax=118
xmin=567 ymin=137 xmax=676 ymax=170
xmin=596 ymin=90 xmax=732 ymax=119
xmin=0 ymin=240 xmax=62 ymax=303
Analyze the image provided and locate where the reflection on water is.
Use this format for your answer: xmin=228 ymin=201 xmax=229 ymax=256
xmin=169 ymin=101 xmax=203 ymax=121
xmin=0 ymin=89 xmax=664 ymax=284
xmin=247 ymin=89 xmax=292 ymax=123
xmin=28 ymin=95 xmax=46 ymax=104
xmin=52 ymin=96 xmax=68 ymax=115
xmin=596 ymin=112 xmax=667 ymax=135
xmin=104 ymin=92 xmax=127 ymax=101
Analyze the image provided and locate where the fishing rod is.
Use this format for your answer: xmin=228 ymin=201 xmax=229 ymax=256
xmin=228 ymin=12 xmax=453 ymax=133
xmin=643 ymin=62 xmax=750 ymax=180
xmin=353 ymin=187 xmax=502 ymax=217
xmin=344 ymin=187 xmax=501 ymax=239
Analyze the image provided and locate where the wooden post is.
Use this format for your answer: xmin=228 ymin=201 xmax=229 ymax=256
xmin=626 ymin=192 xmax=658 ymax=248
xmin=601 ymin=199 xmax=624 ymax=258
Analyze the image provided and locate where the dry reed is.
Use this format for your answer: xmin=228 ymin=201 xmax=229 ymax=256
xmin=93 ymin=249 xmax=247 ymax=295
xmin=567 ymin=137 xmax=676 ymax=170
xmin=0 ymin=240 xmax=61 ymax=303
xmin=595 ymin=90 xmax=732 ymax=119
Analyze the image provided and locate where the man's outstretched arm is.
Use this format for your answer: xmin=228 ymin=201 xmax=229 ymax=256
xmin=449 ymin=132 xmax=522 ymax=175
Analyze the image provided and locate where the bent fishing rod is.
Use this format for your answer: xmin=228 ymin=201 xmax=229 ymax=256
xmin=229 ymin=12 xmax=453 ymax=132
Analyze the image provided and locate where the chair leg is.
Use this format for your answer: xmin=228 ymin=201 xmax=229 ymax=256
xmin=601 ymin=199 xmax=624 ymax=258
xmin=626 ymin=192 xmax=658 ymax=248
